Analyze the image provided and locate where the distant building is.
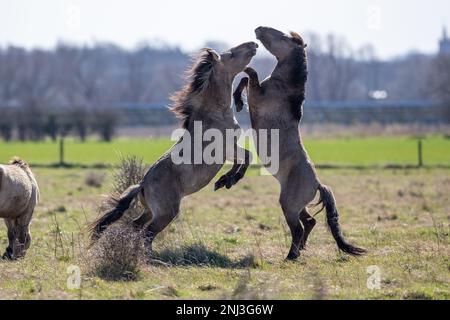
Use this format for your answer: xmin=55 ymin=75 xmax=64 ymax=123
xmin=439 ymin=26 xmax=450 ymax=54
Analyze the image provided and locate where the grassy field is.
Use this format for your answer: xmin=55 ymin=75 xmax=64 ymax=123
xmin=0 ymin=166 xmax=449 ymax=299
xmin=0 ymin=135 xmax=449 ymax=166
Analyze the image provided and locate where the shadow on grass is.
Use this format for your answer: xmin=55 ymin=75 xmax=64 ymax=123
xmin=149 ymin=243 xmax=257 ymax=269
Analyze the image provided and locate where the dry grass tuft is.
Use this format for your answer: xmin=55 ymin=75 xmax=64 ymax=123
xmin=108 ymin=155 xmax=148 ymax=223
xmin=112 ymin=155 xmax=147 ymax=194
xmin=85 ymin=172 xmax=106 ymax=188
xmin=89 ymin=226 xmax=146 ymax=281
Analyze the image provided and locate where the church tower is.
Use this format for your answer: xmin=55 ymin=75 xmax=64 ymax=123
xmin=439 ymin=26 xmax=450 ymax=54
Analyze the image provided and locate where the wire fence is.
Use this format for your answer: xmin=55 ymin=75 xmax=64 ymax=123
xmin=1 ymin=136 xmax=449 ymax=170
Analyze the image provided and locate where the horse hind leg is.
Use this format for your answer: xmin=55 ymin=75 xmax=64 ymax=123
xmin=2 ymin=219 xmax=17 ymax=260
xmin=132 ymin=209 xmax=152 ymax=229
xmin=299 ymin=208 xmax=316 ymax=250
xmin=279 ymin=196 xmax=305 ymax=260
xmin=14 ymin=209 xmax=33 ymax=258
xmin=282 ymin=207 xmax=304 ymax=260
xmin=15 ymin=224 xmax=31 ymax=258
xmin=280 ymin=182 xmax=316 ymax=260
xmin=143 ymin=198 xmax=181 ymax=255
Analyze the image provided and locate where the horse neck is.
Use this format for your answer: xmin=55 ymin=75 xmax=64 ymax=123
xmin=271 ymin=50 xmax=307 ymax=90
xmin=187 ymin=78 xmax=233 ymax=130
xmin=271 ymin=60 xmax=293 ymax=87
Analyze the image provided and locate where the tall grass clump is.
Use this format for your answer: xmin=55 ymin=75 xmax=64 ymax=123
xmin=112 ymin=155 xmax=147 ymax=194
xmin=89 ymin=226 xmax=145 ymax=281
xmin=94 ymin=154 xmax=147 ymax=226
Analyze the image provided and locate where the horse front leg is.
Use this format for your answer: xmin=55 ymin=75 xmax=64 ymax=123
xmin=214 ymin=146 xmax=251 ymax=191
xmin=225 ymin=147 xmax=251 ymax=188
xmin=244 ymin=67 xmax=261 ymax=91
xmin=214 ymin=163 xmax=240 ymax=191
xmin=233 ymin=77 xmax=249 ymax=112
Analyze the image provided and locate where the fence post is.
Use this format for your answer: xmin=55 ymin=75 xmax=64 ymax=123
xmin=59 ymin=138 xmax=65 ymax=166
xmin=417 ymin=139 xmax=423 ymax=168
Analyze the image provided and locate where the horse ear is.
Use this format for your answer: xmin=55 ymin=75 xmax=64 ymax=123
xmin=289 ymin=31 xmax=307 ymax=48
xmin=205 ymin=48 xmax=220 ymax=61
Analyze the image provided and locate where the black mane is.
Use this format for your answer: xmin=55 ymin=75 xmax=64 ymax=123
xmin=169 ymin=48 xmax=217 ymax=129
xmin=288 ymin=46 xmax=308 ymax=121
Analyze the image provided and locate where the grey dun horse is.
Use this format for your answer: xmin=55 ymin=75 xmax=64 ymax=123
xmin=231 ymin=27 xmax=366 ymax=259
xmin=0 ymin=158 xmax=39 ymax=260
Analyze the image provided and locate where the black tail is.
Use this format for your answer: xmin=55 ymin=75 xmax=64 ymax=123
xmin=318 ymin=184 xmax=366 ymax=256
xmin=90 ymin=184 xmax=142 ymax=242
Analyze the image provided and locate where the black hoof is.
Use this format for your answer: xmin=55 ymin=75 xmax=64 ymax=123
xmin=244 ymin=67 xmax=256 ymax=76
xmin=286 ymin=251 xmax=300 ymax=261
xmin=225 ymin=176 xmax=237 ymax=189
xmin=214 ymin=175 xmax=228 ymax=191
xmin=2 ymin=251 xmax=14 ymax=261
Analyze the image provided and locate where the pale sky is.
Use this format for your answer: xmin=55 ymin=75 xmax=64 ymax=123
xmin=1 ymin=0 xmax=449 ymax=59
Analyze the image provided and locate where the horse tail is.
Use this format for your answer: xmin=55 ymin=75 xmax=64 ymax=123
xmin=90 ymin=184 xmax=143 ymax=242
xmin=318 ymin=184 xmax=366 ymax=256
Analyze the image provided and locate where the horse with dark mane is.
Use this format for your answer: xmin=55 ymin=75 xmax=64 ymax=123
xmin=90 ymin=42 xmax=258 ymax=253
xmin=230 ymin=27 xmax=366 ymax=259
xmin=0 ymin=157 xmax=39 ymax=259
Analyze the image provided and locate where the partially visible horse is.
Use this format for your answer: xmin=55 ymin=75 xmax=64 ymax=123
xmin=0 ymin=158 xmax=39 ymax=259
xmin=230 ymin=27 xmax=366 ymax=259
xmin=90 ymin=42 xmax=258 ymax=252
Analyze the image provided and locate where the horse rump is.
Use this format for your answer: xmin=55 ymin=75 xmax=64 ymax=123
xmin=90 ymin=184 xmax=143 ymax=242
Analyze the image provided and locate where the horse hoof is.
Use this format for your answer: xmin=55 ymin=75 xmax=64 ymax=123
xmin=244 ymin=67 xmax=256 ymax=76
xmin=2 ymin=252 xmax=14 ymax=261
xmin=214 ymin=181 xmax=224 ymax=191
xmin=286 ymin=252 xmax=299 ymax=261
xmin=214 ymin=175 xmax=228 ymax=191
xmin=225 ymin=177 xmax=235 ymax=189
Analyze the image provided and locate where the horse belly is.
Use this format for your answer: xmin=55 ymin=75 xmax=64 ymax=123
xmin=182 ymin=164 xmax=222 ymax=196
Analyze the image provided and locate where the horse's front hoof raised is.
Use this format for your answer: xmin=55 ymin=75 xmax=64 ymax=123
xmin=214 ymin=175 xmax=228 ymax=191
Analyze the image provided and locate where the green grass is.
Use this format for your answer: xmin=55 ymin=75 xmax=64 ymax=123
xmin=304 ymin=136 xmax=450 ymax=166
xmin=0 ymin=167 xmax=449 ymax=299
xmin=0 ymin=136 xmax=449 ymax=166
xmin=0 ymin=138 xmax=173 ymax=165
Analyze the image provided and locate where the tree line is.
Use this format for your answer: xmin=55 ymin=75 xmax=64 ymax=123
xmin=0 ymin=106 xmax=119 ymax=142
xmin=0 ymin=33 xmax=449 ymax=142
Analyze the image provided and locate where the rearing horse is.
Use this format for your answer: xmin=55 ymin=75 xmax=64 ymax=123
xmin=229 ymin=27 xmax=366 ymax=259
xmin=91 ymin=42 xmax=258 ymax=253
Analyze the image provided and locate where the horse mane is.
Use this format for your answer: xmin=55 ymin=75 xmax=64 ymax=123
xmin=169 ymin=48 xmax=218 ymax=129
xmin=287 ymin=35 xmax=308 ymax=121
xmin=289 ymin=31 xmax=307 ymax=48
xmin=9 ymin=157 xmax=29 ymax=170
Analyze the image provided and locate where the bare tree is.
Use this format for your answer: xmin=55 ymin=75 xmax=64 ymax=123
xmin=93 ymin=107 xmax=119 ymax=142
xmin=69 ymin=106 xmax=91 ymax=141
xmin=0 ymin=108 xmax=14 ymax=141
xmin=429 ymin=53 xmax=450 ymax=121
